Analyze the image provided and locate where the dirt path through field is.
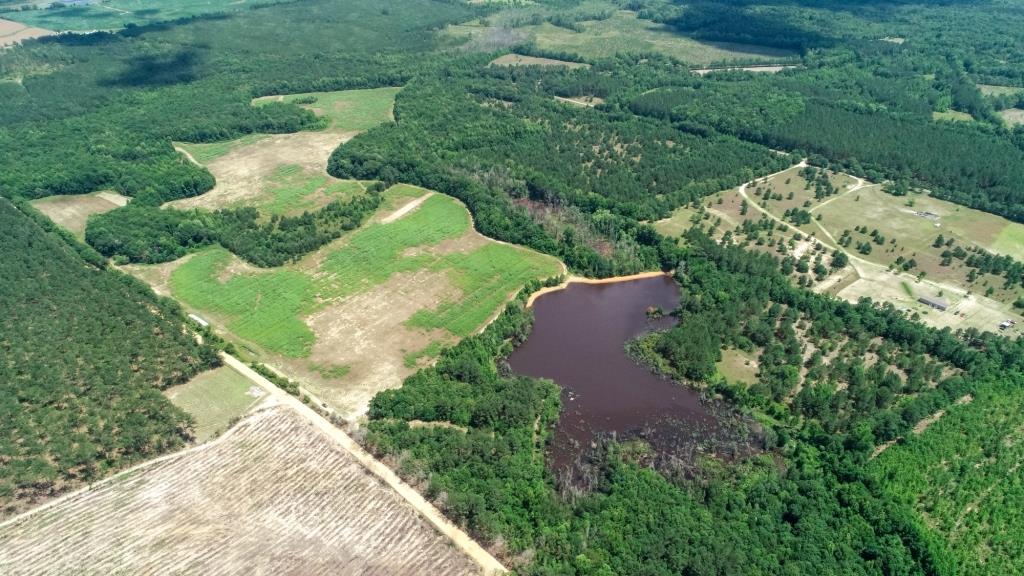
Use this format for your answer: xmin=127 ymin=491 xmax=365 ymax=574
xmin=382 ymin=191 xmax=434 ymax=223
xmin=221 ymin=353 xmax=508 ymax=575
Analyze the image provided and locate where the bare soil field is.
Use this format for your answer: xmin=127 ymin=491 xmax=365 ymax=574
xmin=29 ymin=191 xmax=128 ymax=238
xmin=0 ymin=18 xmax=52 ymax=47
xmin=168 ymin=131 xmax=358 ymax=211
xmin=692 ymin=65 xmax=799 ymax=75
xmin=0 ymin=404 xmax=481 ymax=576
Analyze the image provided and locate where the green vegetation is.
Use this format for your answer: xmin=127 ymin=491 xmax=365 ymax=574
xmin=259 ymin=165 xmax=364 ymax=216
xmin=872 ymin=381 xmax=1024 ymax=575
xmin=404 ymin=341 xmax=445 ymax=368
xmin=0 ymin=198 xmax=216 ymax=515
xmin=165 ymin=366 xmax=261 ymax=441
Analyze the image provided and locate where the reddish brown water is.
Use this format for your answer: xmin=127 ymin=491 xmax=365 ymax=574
xmin=508 ymin=276 xmax=732 ymax=479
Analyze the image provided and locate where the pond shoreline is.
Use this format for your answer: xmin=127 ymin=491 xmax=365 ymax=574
xmin=525 ymin=270 xmax=671 ymax=308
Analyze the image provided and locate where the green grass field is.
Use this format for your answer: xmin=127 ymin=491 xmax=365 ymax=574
xmin=871 ymin=380 xmax=1024 ymax=574
xmin=253 ymin=87 xmax=401 ymax=131
xmin=932 ymin=109 xmax=974 ymax=122
xmin=258 ymin=164 xmax=364 ymax=216
xmin=166 ymin=188 xmax=561 ymax=358
xmin=978 ymin=84 xmax=1024 ymax=96
xmin=0 ymin=0 xmax=288 ymax=32
xmin=529 ymin=10 xmax=795 ymax=65
xmin=165 ymin=366 xmax=262 ymax=441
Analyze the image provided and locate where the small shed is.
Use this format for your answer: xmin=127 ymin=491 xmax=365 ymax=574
xmin=918 ymin=295 xmax=949 ymax=311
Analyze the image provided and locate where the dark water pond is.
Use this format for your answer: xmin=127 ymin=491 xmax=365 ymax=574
xmin=508 ymin=275 xmax=749 ymax=480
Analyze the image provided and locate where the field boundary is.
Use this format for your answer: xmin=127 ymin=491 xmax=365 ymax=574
xmin=220 ymin=353 xmax=509 ymax=575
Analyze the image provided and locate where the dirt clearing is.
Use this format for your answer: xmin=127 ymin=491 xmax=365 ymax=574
xmin=489 ymin=53 xmax=589 ymax=68
xmin=0 ymin=18 xmax=52 ymax=47
xmin=30 ymin=191 xmax=128 ymax=238
xmin=0 ymin=404 xmax=482 ymax=576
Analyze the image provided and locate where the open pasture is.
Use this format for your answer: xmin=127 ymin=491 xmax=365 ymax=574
xmin=143 ymin=188 xmax=562 ymax=417
xmin=978 ymin=84 xmax=1024 ymax=96
xmin=164 ymin=365 xmax=264 ymax=441
xmin=0 ymin=405 xmax=480 ymax=576
xmin=816 ymin=183 xmax=1024 ymax=267
xmin=29 ymin=191 xmax=128 ymax=239
xmin=253 ymin=86 xmax=401 ymax=131
xmin=0 ymin=0 xmax=288 ymax=32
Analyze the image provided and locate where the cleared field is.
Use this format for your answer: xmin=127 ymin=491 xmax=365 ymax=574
xmin=170 ymin=87 xmax=397 ymax=212
xmin=145 ymin=188 xmax=563 ymax=417
xmin=0 ymin=0 xmax=288 ymax=31
xmin=529 ymin=10 xmax=795 ymax=65
xmin=1000 ymin=107 xmax=1024 ymax=126
xmin=716 ymin=348 xmax=759 ymax=385
xmin=933 ymin=109 xmax=974 ymax=122
xmin=29 ymin=191 xmax=129 ymax=238
xmin=978 ymin=84 xmax=1024 ymax=96
xmin=165 ymin=365 xmax=264 ymax=441
xmin=0 ymin=17 xmax=51 ymax=46
xmin=489 ymin=53 xmax=589 ymax=68
xmin=0 ymin=404 xmax=480 ymax=576
xmin=692 ymin=65 xmax=799 ymax=75
xmin=871 ymin=379 xmax=1024 ymax=575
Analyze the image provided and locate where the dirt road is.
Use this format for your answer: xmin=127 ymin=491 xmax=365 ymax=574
xmin=220 ymin=353 xmax=508 ymax=576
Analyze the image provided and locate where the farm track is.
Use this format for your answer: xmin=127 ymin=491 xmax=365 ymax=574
xmin=0 ymin=353 xmax=504 ymax=575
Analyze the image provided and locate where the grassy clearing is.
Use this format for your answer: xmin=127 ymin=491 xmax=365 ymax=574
xmin=253 ymin=87 xmax=400 ymax=131
xmin=653 ymin=204 xmax=702 ymax=238
xmin=0 ymin=0 xmax=288 ymax=31
xmin=30 ymin=191 xmax=128 ymax=239
xmin=932 ymin=109 xmax=974 ymax=122
xmin=164 ymin=366 xmax=262 ymax=441
xmin=978 ymin=84 xmax=1024 ymax=96
xmin=489 ymin=53 xmax=589 ymax=68
xmin=404 ymin=340 xmax=445 ymax=368
xmin=1000 ymin=108 xmax=1024 ymax=126
xmin=716 ymin=348 xmax=759 ymax=385
xmin=530 ymin=10 xmax=795 ymax=65
xmin=871 ymin=379 xmax=1024 ymax=575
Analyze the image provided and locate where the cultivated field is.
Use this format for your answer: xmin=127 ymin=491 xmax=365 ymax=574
xmin=165 ymin=365 xmax=264 ymax=441
xmin=0 ymin=17 xmax=51 ymax=46
xmin=0 ymin=404 xmax=481 ymax=576
xmin=29 ymin=191 xmax=128 ymax=239
xmin=133 ymin=188 xmax=563 ymax=418
xmin=170 ymin=87 xmax=397 ymax=212
xmin=0 ymin=0 xmax=288 ymax=31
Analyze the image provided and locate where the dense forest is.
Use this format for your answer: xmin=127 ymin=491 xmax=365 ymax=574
xmin=0 ymin=199 xmax=218 ymax=516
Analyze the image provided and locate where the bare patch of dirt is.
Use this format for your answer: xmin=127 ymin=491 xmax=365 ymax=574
xmin=119 ymin=255 xmax=195 ymax=298
xmin=30 ymin=192 xmax=129 ymax=238
xmin=166 ymin=131 xmax=357 ymax=211
xmin=303 ymin=270 xmax=462 ymax=419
